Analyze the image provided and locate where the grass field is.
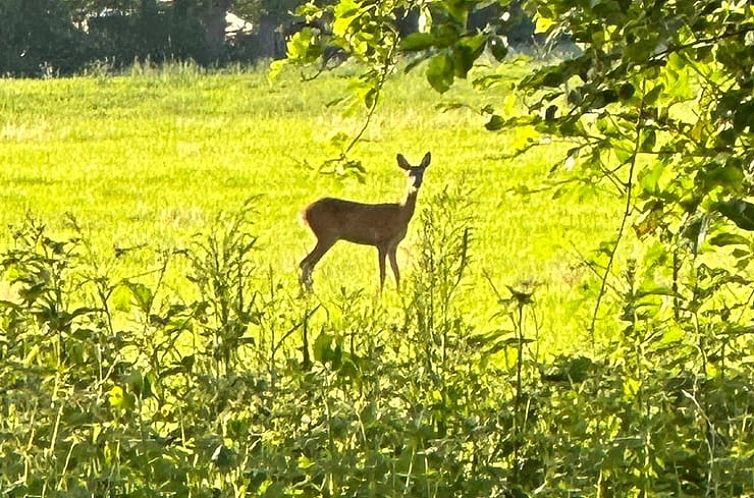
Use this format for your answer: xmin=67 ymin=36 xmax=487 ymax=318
xmin=5 ymin=62 xmax=754 ymax=498
xmin=0 ymin=61 xmax=621 ymax=352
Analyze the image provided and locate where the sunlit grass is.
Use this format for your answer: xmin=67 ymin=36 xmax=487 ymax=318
xmin=0 ymin=61 xmax=622 ymax=352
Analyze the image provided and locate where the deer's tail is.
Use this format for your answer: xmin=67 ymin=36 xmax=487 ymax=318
xmin=297 ymin=206 xmax=310 ymax=228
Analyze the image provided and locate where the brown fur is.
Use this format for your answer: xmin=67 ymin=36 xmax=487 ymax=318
xmin=299 ymin=152 xmax=430 ymax=291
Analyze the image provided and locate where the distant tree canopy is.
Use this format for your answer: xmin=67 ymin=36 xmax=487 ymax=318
xmin=0 ymin=0 xmax=535 ymax=77
xmin=0 ymin=0 xmax=87 ymax=75
xmin=0 ymin=0 xmax=295 ymax=75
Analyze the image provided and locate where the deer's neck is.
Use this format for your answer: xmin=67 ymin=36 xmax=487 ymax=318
xmin=400 ymin=187 xmax=419 ymax=221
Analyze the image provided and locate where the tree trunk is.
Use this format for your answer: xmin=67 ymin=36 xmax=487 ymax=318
xmin=203 ymin=0 xmax=231 ymax=63
xmin=255 ymin=15 xmax=283 ymax=59
xmin=140 ymin=0 xmax=161 ymax=60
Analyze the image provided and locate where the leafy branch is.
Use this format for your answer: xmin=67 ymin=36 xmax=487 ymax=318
xmin=589 ymin=80 xmax=647 ymax=346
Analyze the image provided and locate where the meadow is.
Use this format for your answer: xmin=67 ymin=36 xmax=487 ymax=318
xmin=5 ymin=63 xmax=751 ymax=497
xmin=0 ymin=61 xmax=620 ymax=352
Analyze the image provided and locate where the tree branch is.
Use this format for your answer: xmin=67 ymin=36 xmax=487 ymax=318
xmin=650 ymin=26 xmax=754 ymax=62
xmin=589 ymin=80 xmax=647 ymax=347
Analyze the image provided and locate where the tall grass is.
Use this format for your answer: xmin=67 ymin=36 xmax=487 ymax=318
xmin=1 ymin=64 xmax=754 ymax=494
xmin=0 ymin=62 xmax=620 ymax=350
xmin=0 ymin=194 xmax=752 ymax=497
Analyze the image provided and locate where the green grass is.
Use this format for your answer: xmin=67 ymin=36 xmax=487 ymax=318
xmin=0 ymin=61 xmax=622 ymax=351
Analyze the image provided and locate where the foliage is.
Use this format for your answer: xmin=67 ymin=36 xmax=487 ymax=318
xmin=280 ymin=0 xmax=519 ymax=97
xmin=275 ymin=2 xmax=754 ymax=494
xmin=275 ymin=0 xmax=525 ymax=166
xmin=500 ymin=0 xmax=754 ymax=331
xmin=280 ymin=0 xmax=754 ymax=381
xmin=1 ymin=198 xmax=753 ymax=496
xmin=0 ymin=0 xmax=89 ymax=77
xmin=0 ymin=0 xmax=290 ymax=76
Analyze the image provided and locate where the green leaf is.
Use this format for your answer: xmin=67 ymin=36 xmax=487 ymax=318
xmin=400 ymin=32 xmax=435 ymax=52
xmin=432 ymin=23 xmax=461 ymax=48
xmin=625 ymin=37 xmax=657 ymax=63
xmin=534 ymin=15 xmax=556 ymax=33
xmin=485 ymin=115 xmax=505 ymax=131
xmin=716 ymin=127 xmax=736 ymax=147
xmin=109 ymin=385 xmax=125 ymax=408
xmin=108 ymin=385 xmax=134 ymax=410
xmin=638 ymin=162 xmax=664 ymax=194
xmin=640 ymin=128 xmax=656 ymax=152
xmin=600 ymin=89 xmax=618 ymax=105
xmin=545 ymin=104 xmax=557 ymax=121
xmin=614 ymin=138 xmax=634 ymax=163
xmin=267 ymin=59 xmax=287 ymax=82
xmin=489 ymin=36 xmax=508 ymax=61
xmin=643 ymin=84 xmax=664 ymax=105
xmin=295 ymin=2 xmax=321 ymax=17
xmin=542 ymin=70 xmax=565 ymax=88
xmin=700 ymin=162 xmax=744 ymax=192
xmin=286 ymin=28 xmax=322 ymax=62
xmin=211 ymin=444 xmax=235 ymax=470
xmin=126 ymin=370 xmax=152 ymax=398
xmin=334 ymin=1 xmax=359 ymax=18
xmin=733 ymin=101 xmax=754 ymax=132
xmin=333 ymin=0 xmax=360 ymax=34
xmin=541 ymin=355 xmax=593 ymax=383
xmin=123 ymin=281 xmax=153 ymax=314
xmin=683 ymin=215 xmax=709 ymax=253
xmin=313 ymin=332 xmax=332 ymax=363
xmin=443 ymin=0 xmax=468 ymax=24
xmin=709 ymin=233 xmax=750 ymax=246
xmin=714 ymin=199 xmax=754 ymax=231
xmin=453 ymin=35 xmax=487 ymax=78
xmin=459 ymin=34 xmax=487 ymax=56
xmin=263 ymin=482 xmax=286 ymax=498
xmin=426 ymin=53 xmax=454 ymax=93
xmin=451 ymin=46 xmax=474 ymax=78
xmin=618 ymin=82 xmax=635 ymax=101
xmin=568 ymin=89 xmax=583 ymax=105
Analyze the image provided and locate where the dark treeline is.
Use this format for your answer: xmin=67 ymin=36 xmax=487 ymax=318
xmin=1 ymin=0 xmax=282 ymax=76
xmin=0 ymin=0 xmax=535 ymax=77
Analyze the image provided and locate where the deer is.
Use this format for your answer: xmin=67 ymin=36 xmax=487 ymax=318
xmin=299 ymin=152 xmax=431 ymax=291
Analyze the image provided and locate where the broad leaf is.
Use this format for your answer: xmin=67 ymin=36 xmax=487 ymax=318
xmin=485 ymin=115 xmax=505 ymax=131
xmin=426 ymin=53 xmax=454 ymax=93
xmin=714 ymin=199 xmax=754 ymax=231
xmin=400 ymin=32 xmax=434 ymax=52
xmin=123 ymin=281 xmax=153 ymax=314
xmin=709 ymin=233 xmax=750 ymax=246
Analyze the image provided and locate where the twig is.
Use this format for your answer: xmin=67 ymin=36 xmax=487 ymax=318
xmin=650 ymin=26 xmax=754 ymax=62
xmin=567 ymin=240 xmax=621 ymax=295
xmin=341 ymin=37 xmax=398 ymax=157
xmin=589 ymin=79 xmax=647 ymax=347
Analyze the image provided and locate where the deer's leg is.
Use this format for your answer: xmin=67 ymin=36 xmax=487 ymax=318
xmin=300 ymin=238 xmax=335 ymax=286
xmin=388 ymin=244 xmax=400 ymax=291
xmin=377 ymin=246 xmax=387 ymax=291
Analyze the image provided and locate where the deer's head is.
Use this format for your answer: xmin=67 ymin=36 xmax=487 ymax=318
xmin=397 ymin=152 xmax=431 ymax=190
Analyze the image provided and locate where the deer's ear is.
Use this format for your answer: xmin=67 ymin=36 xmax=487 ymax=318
xmin=397 ymin=154 xmax=411 ymax=170
xmin=420 ymin=152 xmax=431 ymax=168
